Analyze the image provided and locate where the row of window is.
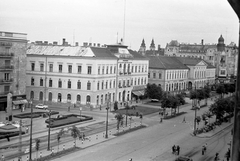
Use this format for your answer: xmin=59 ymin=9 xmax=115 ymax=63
xmin=30 ymin=77 xmax=147 ymax=90
xmin=30 ymin=62 xmax=147 ymax=75
xmin=194 ymin=71 xmax=206 ymax=79
xmin=31 ymin=63 xmax=92 ymax=74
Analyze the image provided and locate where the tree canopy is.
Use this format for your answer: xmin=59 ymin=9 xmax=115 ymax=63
xmin=145 ymin=83 xmax=163 ymax=100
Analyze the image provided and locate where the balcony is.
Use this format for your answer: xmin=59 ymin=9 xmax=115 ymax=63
xmin=0 ymin=52 xmax=14 ymax=57
xmin=0 ymin=78 xmax=13 ymax=84
xmin=0 ymin=91 xmax=13 ymax=96
xmin=0 ymin=65 xmax=14 ymax=70
xmin=118 ymin=85 xmax=122 ymax=88
xmin=0 ymin=42 xmax=13 ymax=47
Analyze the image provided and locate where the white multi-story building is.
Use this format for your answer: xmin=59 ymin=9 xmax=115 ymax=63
xmin=148 ymin=56 xmax=215 ymax=92
xmin=26 ymin=41 xmax=148 ymax=108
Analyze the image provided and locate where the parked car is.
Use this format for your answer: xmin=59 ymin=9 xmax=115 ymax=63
xmin=175 ymin=156 xmax=193 ymax=161
xmin=35 ymin=104 xmax=48 ymax=110
xmin=151 ymin=99 xmax=159 ymax=102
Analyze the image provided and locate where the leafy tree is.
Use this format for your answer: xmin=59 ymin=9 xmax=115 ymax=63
xmin=69 ymin=125 xmax=81 ymax=147
xmin=228 ymin=83 xmax=235 ymax=96
xmin=203 ymin=111 xmax=213 ymax=124
xmin=216 ymin=84 xmax=225 ymax=98
xmin=145 ymin=83 xmax=163 ymax=100
xmin=209 ymin=98 xmax=229 ymax=121
xmin=35 ymin=138 xmax=40 ymax=159
xmin=203 ymin=85 xmax=211 ymax=105
xmin=190 ymin=89 xmax=204 ymax=108
xmin=175 ymin=93 xmax=185 ymax=113
xmin=115 ymin=113 xmax=124 ymax=131
xmin=114 ymin=101 xmax=118 ymax=111
xmin=161 ymin=93 xmax=179 ymax=116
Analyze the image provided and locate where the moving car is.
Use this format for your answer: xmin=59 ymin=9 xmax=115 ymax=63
xmin=151 ymin=99 xmax=159 ymax=102
xmin=35 ymin=104 xmax=48 ymax=110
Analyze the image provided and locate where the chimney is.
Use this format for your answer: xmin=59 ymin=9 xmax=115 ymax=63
xmin=75 ymin=42 xmax=79 ymax=46
xmin=201 ymin=39 xmax=204 ymax=45
xmin=83 ymin=42 xmax=88 ymax=47
xmin=93 ymin=43 xmax=96 ymax=47
xmin=97 ymin=43 xmax=100 ymax=47
xmin=62 ymin=38 xmax=66 ymax=45
xmin=53 ymin=41 xmax=58 ymax=45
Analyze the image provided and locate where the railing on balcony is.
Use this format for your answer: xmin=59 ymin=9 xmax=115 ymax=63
xmin=119 ymin=72 xmax=123 ymax=75
xmin=0 ymin=52 xmax=14 ymax=57
xmin=0 ymin=78 xmax=13 ymax=84
xmin=118 ymin=85 xmax=122 ymax=88
xmin=0 ymin=65 xmax=14 ymax=70
xmin=0 ymin=91 xmax=13 ymax=95
xmin=0 ymin=42 xmax=13 ymax=47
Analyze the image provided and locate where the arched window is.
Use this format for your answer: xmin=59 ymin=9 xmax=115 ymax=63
xmin=87 ymin=81 xmax=91 ymax=90
xmin=86 ymin=95 xmax=91 ymax=103
xmin=30 ymin=91 xmax=34 ymax=99
xmin=39 ymin=91 xmax=43 ymax=101
xmin=48 ymin=92 xmax=52 ymax=101
xmin=77 ymin=95 xmax=81 ymax=102
xmin=58 ymin=93 xmax=62 ymax=102
xmin=67 ymin=94 xmax=71 ymax=101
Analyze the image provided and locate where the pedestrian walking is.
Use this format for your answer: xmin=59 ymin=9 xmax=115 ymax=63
xmin=172 ymin=145 xmax=176 ymax=154
xmin=225 ymin=148 xmax=230 ymax=161
xmin=1 ymin=155 xmax=4 ymax=161
xmin=202 ymin=145 xmax=206 ymax=155
xmin=6 ymin=135 xmax=10 ymax=142
xmin=68 ymin=106 xmax=70 ymax=112
xmin=176 ymin=145 xmax=180 ymax=155
xmin=182 ymin=116 xmax=186 ymax=123
xmin=214 ymin=152 xmax=220 ymax=161
xmin=82 ymin=133 xmax=85 ymax=140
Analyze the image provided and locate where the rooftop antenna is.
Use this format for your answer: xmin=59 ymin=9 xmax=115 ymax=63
xmin=123 ymin=0 xmax=126 ymax=44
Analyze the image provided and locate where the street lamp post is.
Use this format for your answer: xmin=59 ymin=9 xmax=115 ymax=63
xmin=47 ymin=110 xmax=52 ymax=151
xmin=193 ymin=83 xmax=198 ymax=135
xmin=29 ymin=100 xmax=33 ymax=161
xmin=105 ymin=100 xmax=109 ymax=138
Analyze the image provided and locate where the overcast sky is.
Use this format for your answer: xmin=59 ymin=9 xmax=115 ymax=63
xmin=1 ymin=0 xmax=239 ymax=50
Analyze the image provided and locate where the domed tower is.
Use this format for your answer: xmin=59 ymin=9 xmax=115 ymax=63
xmin=150 ymin=38 xmax=155 ymax=51
xmin=138 ymin=39 xmax=146 ymax=55
xmin=217 ymin=35 xmax=225 ymax=52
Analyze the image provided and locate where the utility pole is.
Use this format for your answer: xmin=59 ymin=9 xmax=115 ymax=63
xmin=29 ymin=100 xmax=33 ymax=161
xmin=18 ymin=119 xmax=22 ymax=161
xmin=227 ymin=1 xmax=240 ymax=160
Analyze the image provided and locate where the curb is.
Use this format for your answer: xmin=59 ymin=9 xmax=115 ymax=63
xmin=193 ymin=123 xmax=233 ymax=138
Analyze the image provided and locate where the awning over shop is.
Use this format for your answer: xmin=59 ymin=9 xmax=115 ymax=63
xmin=132 ymin=90 xmax=145 ymax=96
xmin=12 ymin=99 xmax=28 ymax=105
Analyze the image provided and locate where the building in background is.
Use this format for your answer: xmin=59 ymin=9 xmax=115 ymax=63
xmin=164 ymin=35 xmax=238 ymax=84
xmin=138 ymin=39 xmax=164 ymax=56
xmin=0 ymin=31 xmax=28 ymax=119
xmin=148 ymin=56 xmax=215 ymax=92
xmin=26 ymin=40 xmax=148 ymax=109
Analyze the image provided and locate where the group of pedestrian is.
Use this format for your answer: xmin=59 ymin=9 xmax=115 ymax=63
xmin=172 ymin=145 xmax=180 ymax=155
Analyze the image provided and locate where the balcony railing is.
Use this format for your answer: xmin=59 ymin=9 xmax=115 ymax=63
xmin=118 ymin=85 xmax=122 ymax=88
xmin=0 ymin=78 xmax=13 ymax=84
xmin=0 ymin=42 xmax=13 ymax=47
xmin=0 ymin=65 xmax=14 ymax=70
xmin=0 ymin=52 xmax=14 ymax=57
xmin=0 ymin=91 xmax=13 ymax=95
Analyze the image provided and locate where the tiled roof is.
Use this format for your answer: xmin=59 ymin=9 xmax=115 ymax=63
xmin=176 ymin=57 xmax=202 ymax=66
xmin=148 ymin=56 xmax=189 ymax=69
xmin=27 ymin=43 xmax=85 ymax=56
xmin=90 ymin=47 xmax=117 ymax=58
xmin=128 ymin=49 xmax=149 ymax=59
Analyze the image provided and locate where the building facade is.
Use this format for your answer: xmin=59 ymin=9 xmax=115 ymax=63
xmin=164 ymin=35 xmax=238 ymax=83
xmin=148 ymin=56 xmax=215 ymax=92
xmin=26 ymin=42 xmax=148 ymax=108
xmin=0 ymin=31 xmax=28 ymax=116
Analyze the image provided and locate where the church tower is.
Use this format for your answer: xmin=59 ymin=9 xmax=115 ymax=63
xmin=138 ymin=39 xmax=146 ymax=55
xmin=217 ymin=35 xmax=225 ymax=52
xmin=150 ymin=39 xmax=155 ymax=51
